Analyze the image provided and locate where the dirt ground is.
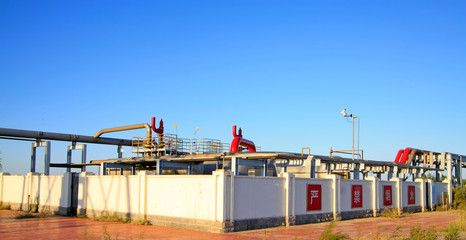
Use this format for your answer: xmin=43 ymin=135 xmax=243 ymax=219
xmin=0 ymin=210 xmax=464 ymax=239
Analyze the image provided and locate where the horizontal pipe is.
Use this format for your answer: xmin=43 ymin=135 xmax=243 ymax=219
xmin=0 ymin=127 xmax=133 ymax=146
xmin=0 ymin=136 xmax=37 ymax=141
xmin=49 ymin=163 xmax=85 ymax=168
xmin=93 ymin=124 xmax=152 ymax=139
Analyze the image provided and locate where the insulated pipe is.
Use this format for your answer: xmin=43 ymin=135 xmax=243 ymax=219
xmin=239 ymin=138 xmax=256 ymax=152
xmin=0 ymin=128 xmax=132 ymax=146
xmin=394 ymin=149 xmax=404 ymax=163
xmin=406 ymin=149 xmax=417 ymax=165
xmin=93 ymin=124 xmax=152 ymax=139
xmin=399 ymin=148 xmax=411 ymax=164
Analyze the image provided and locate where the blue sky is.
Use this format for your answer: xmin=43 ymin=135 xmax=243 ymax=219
xmin=1 ymin=1 xmax=465 ymax=175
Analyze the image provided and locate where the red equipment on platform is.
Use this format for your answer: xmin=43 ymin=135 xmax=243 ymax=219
xmin=229 ymin=125 xmax=256 ymax=153
xmin=151 ymin=117 xmax=164 ymax=135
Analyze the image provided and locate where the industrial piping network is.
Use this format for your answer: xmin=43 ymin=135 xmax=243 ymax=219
xmin=0 ymin=117 xmax=465 ymax=185
xmin=394 ymin=147 xmax=439 ymax=166
xmin=0 ymin=117 xmax=164 ymax=174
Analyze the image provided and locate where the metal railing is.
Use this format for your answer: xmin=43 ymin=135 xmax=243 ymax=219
xmin=329 ymin=148 xmax=364 ymax=160
xmin=131 ymin=134 xmax=230 ymax=157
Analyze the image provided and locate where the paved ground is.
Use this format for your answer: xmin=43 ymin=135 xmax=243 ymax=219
xmin=0 ymin=210 xmax=464 ymax=239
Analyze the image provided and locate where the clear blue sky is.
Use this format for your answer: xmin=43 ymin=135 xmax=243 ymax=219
xmin=1 ymin=1 xmax=465 ymax=175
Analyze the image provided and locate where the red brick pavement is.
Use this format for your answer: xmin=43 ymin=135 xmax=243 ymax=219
xmin=0 ymin=210 xmax=462 ymax=239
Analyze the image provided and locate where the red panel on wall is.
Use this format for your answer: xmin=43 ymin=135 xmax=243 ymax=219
xmin=408 ymin=185 xmax=415 ymax=205
xmin=383 ymin=185 xmax=392 ymax=206
xmin=352 ymin=185 xmax=363 ymax=208
xmin=307 ymin=184 xmax=322 ymax=211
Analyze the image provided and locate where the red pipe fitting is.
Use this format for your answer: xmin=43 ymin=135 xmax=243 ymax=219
xmin=230 ymin=125 xmax=256 ymax=153
xmin=151 ymin=117 xmax=164 ymax=135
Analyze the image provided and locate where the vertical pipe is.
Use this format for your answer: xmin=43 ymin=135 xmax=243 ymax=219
xmin=100 ymin=163 xmax=107 ymax=175
xmin=117 ymin=145 xmax=123 ymax=158
xmin=229 ymin=173 xmax=234 ymax=223
xmin=31 ymin=143 xmax=36 ymax=172
xmin=352 ymin=115 xmax=354 ymax=161
xmin=456 ymin=156 xmax=462 ymax=187
xmin=311 ymin=157 xmax=316 ymax=178
xmin=156 ymin=160 xmax=162 ymax=175
xmin=187 ymin=162 xmax=192 ymax=175
xmin=231 ymin=157 xmax=238 ymax=176
xmin=44 ymin=142 xmax=50 ymax=175
xmin=66 ymin=146 xmax=72 ymax=173
xmin=357 ymin=117 xmax=360 ymax=160
xmin=261 ymin=159 xmax=267 ymax=176
xmin=460 ymin=156 xmax=463 ymax=187
xmin=81 ymin=145 xmax=87 ymax=172
xmin=354 ymin=163 xmax=360 ymax=180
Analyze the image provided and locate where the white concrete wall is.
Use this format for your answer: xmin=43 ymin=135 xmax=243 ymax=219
xmin=340 ymin=180 xmax=373 ymax=211
xmin=146 ymin=175 xmax=215 ymax=220
xmin=378 ymin=181 xmax=397 ymax=209
xmin=39 ymin=174 xmax=71 ymax=209
xmin=233 ymin=176 xmax=285 ymax=220
xmin=1 ymin=170 xmax=447 ymax=232
xmin=1 ymin=175 xmax=28 ymax=205
xmin=432 ymin=182 xmax=449 ymax=205
xmin=295 ymin=178 xmax=333 ymax=215
xmin=77 ymin=172 xmax=431 ymax=222
xmin=401 ymin=181 xmax=421 ymax=208
xmin=0 ymin=173 xmax=70 ymax=212
xmin=85 ymin=175 xmax=140 ymax=215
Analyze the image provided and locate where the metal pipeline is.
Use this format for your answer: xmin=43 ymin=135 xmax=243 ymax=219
xmin=93 ymin=124 xmax=152 ymax=139
xmin=0 ymin=128 xmax=132 ymax=146
xmin=229 ymin=125 xmax=256 ymax=153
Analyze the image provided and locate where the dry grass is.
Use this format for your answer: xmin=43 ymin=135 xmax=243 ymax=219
xmin=435 ymin=204 xmax=447 ymax=212
xmin=406 ymin=226 xmax=439 ymax=240
xmin=14 ymin=210 xmax=50 ymax=219
xmin=0 ymin=203 xmax=11 ymax=210
xmin=93 ymin=214 xmax=128 ymax=223
xmin=380 ymin=208 xmax=400 ymax=218
xmin=318 ymin=220 xmax=350 ymax=240
xmin=92 ymin=214 xmax=152 ymax=226
xmin=130 ymin=218 xmax=151 ymax=225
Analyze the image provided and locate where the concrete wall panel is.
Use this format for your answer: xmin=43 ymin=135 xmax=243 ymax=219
xmin=340 ymin=180 xmax=372 ymax=212
xmin=295 ymin=178 xmax=333 ymax=215
xmin=378 ymin=181 xmax=397 ymax=209
xmin=146 ymin=175 xmax=215 ymax=220
xmin=86 ymin=175 xmax=139 ymax=215
xmin=433 ymin=182 xmax=448 ymax=205
xmin=233 ymin=176 xmax=285 ymax=220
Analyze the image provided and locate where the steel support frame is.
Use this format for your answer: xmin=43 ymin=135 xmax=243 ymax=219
xmin=100 ymin=162 xmax=136 ymax=175
xmin=117 ymin=145 xmax=124 ymax=158
xmin=67 ymin=143 xmax=87 ymax=172
xmin=31 ymin=141 xmax=51 ymax=175
xmin=231 ymin=157 xmax=268 ymax=176
xmin=154 ymin=160 xmax=195 ymax=175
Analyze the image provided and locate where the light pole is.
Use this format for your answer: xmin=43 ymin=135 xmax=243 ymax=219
xmin=193 ymin=127 xmax=199 ymax=153
xmin=194 ymin=127 xmax=199 ymax=138
xmin=340 ymin=109 xmax=360 ymax=160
